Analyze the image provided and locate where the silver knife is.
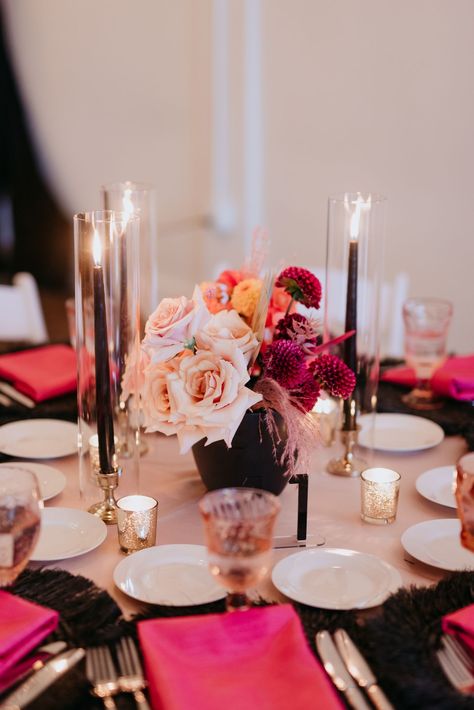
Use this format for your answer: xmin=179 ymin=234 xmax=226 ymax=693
xmin=334 ymin=629 xmax=395 ymax=710
xmin=0 ymin=641 xmax=67 ymax=696
xmin=316 ymin=631 xmax=372 ymax=710
xmin=0 ymin=383 xmax=35 ymax=409
xmin=0 ymin=648 xmax=84 ymax=709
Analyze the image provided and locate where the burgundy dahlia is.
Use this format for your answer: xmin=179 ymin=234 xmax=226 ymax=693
xmin=263 ymin=340 xmax=307 ymax=389
xmin=291 ymin=373 xmax=321 ymax=412
xmin=276 ymin=266 xmax=322 ymax=309
xmin=310 ymin=353 xmax=356 ymax=399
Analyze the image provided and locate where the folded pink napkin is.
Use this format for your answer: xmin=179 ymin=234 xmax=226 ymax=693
xmin=0 ymin=591 xmax=59 ymax=676
xmin=138 ymin=605 xmax=343 ymax=710
xmin=382 ymin=355 xmax=474 ymax=402
xmin=0 ymin=345 xmax=77 ymax=403
xmin=442 ymin=603 xmax=474 ymax=654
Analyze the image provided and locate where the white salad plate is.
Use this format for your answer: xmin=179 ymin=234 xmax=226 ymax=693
xmin=0 ymin=419 xmax=80 ymax=459
xmin=31 ymin=508 xmax=107 ymax=561
xmin=114 ymin=544 xmax=226 ymax=606
xmin=0 ymin=462 xmax=66 ymax=501
xmin=415 ymin=465 xmax=456 ymax=509
xmin=401 ymin=519 xmax=474 ymax=571
xmin=358 ymin=413 xmax=444 ymax=453
xmin=271 ymin=548 xmax=402 ymax=610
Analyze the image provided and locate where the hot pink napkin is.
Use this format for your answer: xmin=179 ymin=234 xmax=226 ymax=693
xmin=0 ymin=591 xmax=59 ymax=676
xmin=0 ymin=345 xmax=77 ymax=403
xmin=138 ymin=605 xmax=343 ymax=710
xmin=382 ymin=355 xmax=474 ymax=402
xmin=442 ymin=603 xmax=474 ymax=655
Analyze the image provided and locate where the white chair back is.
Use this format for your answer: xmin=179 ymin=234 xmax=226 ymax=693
xmin=0 ymin=272 xmax=48 ymax=343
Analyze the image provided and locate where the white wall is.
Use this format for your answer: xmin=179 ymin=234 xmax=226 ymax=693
xmin=4 ymin=0 xmax=473 ymax=352
xmin=260 ymin=0 xmax=474 ymax=353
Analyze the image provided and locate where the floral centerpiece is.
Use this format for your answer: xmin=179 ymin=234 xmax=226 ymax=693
xmin=126 ymin=254 xmax=355 ymax=482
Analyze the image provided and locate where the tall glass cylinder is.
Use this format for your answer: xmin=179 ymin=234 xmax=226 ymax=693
xmin=74 ymin=211 xmax=140 ymax=518
xmin=101 ymin=182 xmax=158 ymax=325
xmin=324 ymin=193 xmax=387 ymax=475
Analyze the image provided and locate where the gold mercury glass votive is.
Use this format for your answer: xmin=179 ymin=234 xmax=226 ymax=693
xmin=360 ymin=468 xmax=401 ymax=525
xmin=116 ymin=495 xmax=158 ymax=554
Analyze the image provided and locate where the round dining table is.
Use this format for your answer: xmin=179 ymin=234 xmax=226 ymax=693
xmin=32 ymin=428 xmax=468 ymax=617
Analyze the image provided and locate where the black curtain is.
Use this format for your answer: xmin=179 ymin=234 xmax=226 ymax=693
xmin=0 ymin=7 xmax=71 ymax=290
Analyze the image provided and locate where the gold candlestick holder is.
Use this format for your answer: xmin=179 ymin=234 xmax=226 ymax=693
xmin=326 ymin=429 xmax=367 ymax=478
xmin=88 ymin=467 xmax=121 ymax=524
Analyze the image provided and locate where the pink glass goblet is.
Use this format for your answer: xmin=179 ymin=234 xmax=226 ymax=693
xmin=199 ymin=487 xmax=280 ymax=612
xmin=402 ymin=297 xmax=453 ymax=410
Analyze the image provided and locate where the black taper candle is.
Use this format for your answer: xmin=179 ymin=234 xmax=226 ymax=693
xmin=93 ymin=261 xmax=115 ymax=473
xmin=342 ymin=238 xmax=358 ymax=430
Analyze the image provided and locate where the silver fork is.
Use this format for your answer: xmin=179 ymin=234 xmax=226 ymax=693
xmin=85 ymin=646 xmax=120 ymax=709
xmin=436 ymin=634 xmax=474 ymax=695
xmin=116 ymin=636 xmax=151 ymax=710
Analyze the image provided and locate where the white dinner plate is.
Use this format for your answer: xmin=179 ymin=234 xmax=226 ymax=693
xmin=415 ymin=465 xmax=456 ymax=509
xmin=271 ymin=548 xmax=402 ymax=610
xmin=0 ymin=419 xmax=79 ymax=459
xmin=401 ymin=519 xmax=474 ymax=571
xmin=358 ymin=413 xmax=444 ymax=453
xmin=31 ymin=508 xmax=107 ymax=561
xmin=0 ymin=462 xmax=66 ymax=501
xmin=114 ymin=544 xmax=226 ymax=606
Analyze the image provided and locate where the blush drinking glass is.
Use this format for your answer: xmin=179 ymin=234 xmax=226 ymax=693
xmin=402 ymin=297 xmax=453 ymax=410
xmin=0 ymin=468 xmax=41 ymax=587
xmin=199 ymin=487 xmax=280 ymax=612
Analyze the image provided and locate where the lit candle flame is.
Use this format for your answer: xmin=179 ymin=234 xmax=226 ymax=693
xmin=123 ymin=188 xmax=134 ymax=224
xmin=348 ymin=194 xmax=371 ymax=241
xmin=92 ymin=229 xmax=102 ymax=266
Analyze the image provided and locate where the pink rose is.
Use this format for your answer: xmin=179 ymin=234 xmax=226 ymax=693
xmin=195 ymin=309 xmax=259 ymax=363
xmin=143 ymin=286 xmax=210 ymax=362
xmin=144 ymin=347 xmax=262 ymax=453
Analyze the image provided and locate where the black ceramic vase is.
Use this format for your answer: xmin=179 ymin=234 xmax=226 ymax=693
xmin=191 ymin=409 xmax=290 ymax=495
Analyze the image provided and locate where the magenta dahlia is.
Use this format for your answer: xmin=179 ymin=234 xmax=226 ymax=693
xmin=276 ymin=267 xmax=322 ymax=309
xmin=263 ymin=340 xmax=307 ymax=389
xmin=291 ymin=373 xmax=321 ymax=412
xmin=310 ymin=353 xmax=356 ymax=399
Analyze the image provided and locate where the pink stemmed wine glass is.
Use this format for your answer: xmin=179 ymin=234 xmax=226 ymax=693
xmin=199 ymin=487 xmax=280 ymax=612
xmin=0 ymin=468 xmax=41 ymax=587
xmin=402 ymin=297 xmax=453 ymax=410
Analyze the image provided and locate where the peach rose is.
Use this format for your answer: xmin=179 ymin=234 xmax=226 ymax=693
xmin=143 ymin=286 xmax=210 ymax=362
xmin=145 ymin=348 xmax=262 ymax=453
xmin=195 ymin=309 xmax=259 ymax=364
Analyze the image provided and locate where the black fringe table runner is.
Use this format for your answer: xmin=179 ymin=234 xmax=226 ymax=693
xmin=7 ymin=567 xmax=474 ymax=710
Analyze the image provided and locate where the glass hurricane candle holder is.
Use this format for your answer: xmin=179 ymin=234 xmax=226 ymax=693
xmin=360 ymin=467 xmax=400 ymax=525
xmin=199 ymin=487 xmax=280 ymax=612
xmin=324 ymin=192 xmax=387 ymax=477
xmin=101 ymin=181 xmax=158 ymax=323
xmin=74 ymin=210 xmax=140 ymax=522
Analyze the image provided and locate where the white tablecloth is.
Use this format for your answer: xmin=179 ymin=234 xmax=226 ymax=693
xmin=34 ymin=431 xmax=468 ymax=616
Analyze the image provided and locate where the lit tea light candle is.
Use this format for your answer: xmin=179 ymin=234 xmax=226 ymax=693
xmin=360 ymin=467 xmax=400 ymax=525
xmin=116 ymin=495 xmax=158 ymax=554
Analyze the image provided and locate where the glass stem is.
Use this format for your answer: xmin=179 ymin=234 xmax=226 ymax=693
xmin=226 ymin=592 xmax=251 ymax=612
